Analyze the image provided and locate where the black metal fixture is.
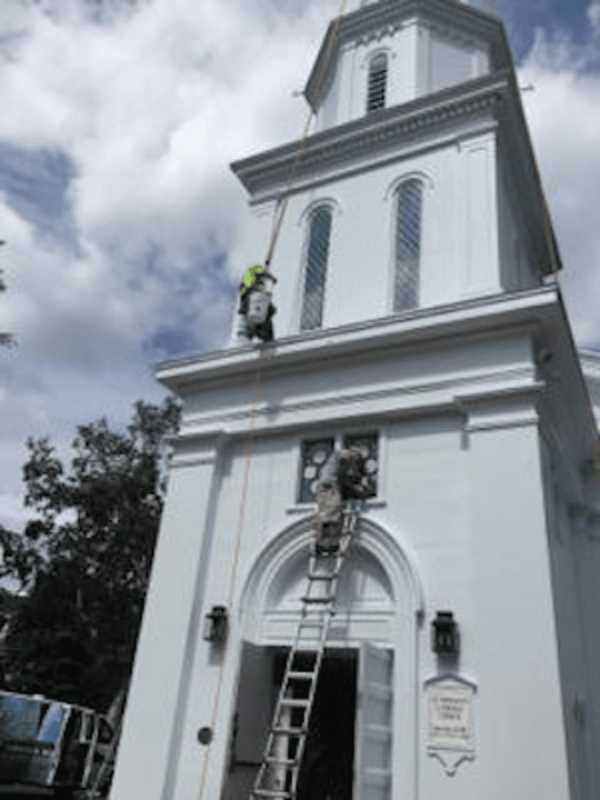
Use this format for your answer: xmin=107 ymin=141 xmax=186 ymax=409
xmin=431 ymin=611 xmax=460 ymax=655
xmin=203 ymin=605 xmax=229 ymax=643
xmin=197 ymin=726 xmax=213 ymax=746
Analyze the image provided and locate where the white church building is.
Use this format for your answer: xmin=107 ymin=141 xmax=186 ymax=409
xmin=111 ymin=0 xmax=600 ymax=798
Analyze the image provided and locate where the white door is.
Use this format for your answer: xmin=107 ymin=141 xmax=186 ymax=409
xmin=354 ymin=643 xmax=393 ymax=800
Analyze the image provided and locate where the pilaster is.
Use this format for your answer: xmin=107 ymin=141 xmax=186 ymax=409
xmin=459 ymin=397 xmax=571 ymax=799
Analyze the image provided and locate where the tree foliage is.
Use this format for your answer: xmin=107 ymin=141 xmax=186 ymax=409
xmin=1 ymin=398 xmax=180 ymax=709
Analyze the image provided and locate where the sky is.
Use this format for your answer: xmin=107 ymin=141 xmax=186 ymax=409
xmin=1 ymin=0 xmax=600 ymax=531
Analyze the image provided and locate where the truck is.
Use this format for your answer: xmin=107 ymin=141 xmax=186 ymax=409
xmin=0 ymin=691 xmax=114 ymax=799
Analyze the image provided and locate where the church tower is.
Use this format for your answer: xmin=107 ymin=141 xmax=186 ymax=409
xmin=112 ymin=2 xmax=600 ymax=799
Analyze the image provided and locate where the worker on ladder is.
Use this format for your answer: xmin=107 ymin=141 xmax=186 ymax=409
xmin=237 ymin=262 xmax=278 ymax=343
xmin=314 ymin=447 xmax=373 ymax=554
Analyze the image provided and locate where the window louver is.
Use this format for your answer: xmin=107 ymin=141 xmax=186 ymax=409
xmin=367 ymin=54 xmax=388 ymax=113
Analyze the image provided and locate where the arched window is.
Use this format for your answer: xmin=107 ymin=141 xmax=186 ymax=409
xmin=300 ymin=205 xmax=333 ymax=331
xmin=394 ymin=179 xmax=423 ymax=311
xmin=366 ymin=54 xmax=388 ymax=113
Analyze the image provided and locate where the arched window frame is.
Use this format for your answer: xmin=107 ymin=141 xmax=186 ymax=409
xmin=298 ymin=202 xmax=336 ymax=332
xmin=366 ymin=51 xmax=389 ymax=113
xmin=385 ymin=174 xmax=431 ymax=313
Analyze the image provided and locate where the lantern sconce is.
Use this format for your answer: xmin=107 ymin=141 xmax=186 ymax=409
xmin=431 ymin=611 xmax=460 ymax=656
xmin=203 ymin=605 xmax=229 ymax=644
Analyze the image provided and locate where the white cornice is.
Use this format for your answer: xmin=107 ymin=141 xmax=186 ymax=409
xmin=157 ymin=286 xmax=597 ymax=466
xmin=157 ymin=287 xmax=555 ymax=388
xmin=232 ymin=74 xmax=504 ymax=195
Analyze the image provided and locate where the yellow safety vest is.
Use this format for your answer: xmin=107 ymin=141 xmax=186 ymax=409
xmin=241 ymin=265 xmax=266 ymax=292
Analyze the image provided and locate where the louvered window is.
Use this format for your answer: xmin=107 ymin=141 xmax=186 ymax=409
xmin=394 ymin=179 xmax=423 ymax=311
xmin=367 ymin=54 xmax=388 ymax=113
xmin=300 ymin=205 xmax=332 ymax=331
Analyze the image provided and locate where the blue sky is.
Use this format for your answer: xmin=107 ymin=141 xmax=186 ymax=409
xmin=1 ymin=0 xmax=600 ymax=530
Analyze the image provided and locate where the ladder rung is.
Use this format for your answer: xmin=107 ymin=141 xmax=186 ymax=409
xmin=266 ymin=757 xmax=298 ymax=766
xmin=271 ymin=726 xmax=306 ymax=737
xmin=287 ymin=671 xmax=316 ymax=680
xmin=280 ymin=698 xmax=310 ymax=708
xmin=308 ymin=572 xmax=337 ymax=581
xmin=252 ymin=791 xmax=292 ymax=799
xmin=302 ymin=595 xmax=334 ymax=603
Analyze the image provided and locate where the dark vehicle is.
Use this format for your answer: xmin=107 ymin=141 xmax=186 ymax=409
xmin=0 ymin=691 xmax=114 ymax=799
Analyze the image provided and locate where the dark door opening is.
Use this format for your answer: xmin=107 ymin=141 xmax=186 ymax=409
xmin=293 ymin=651 xmax=357 ymax=799
xmin=222 ymin=646 xmax=357 ymax=800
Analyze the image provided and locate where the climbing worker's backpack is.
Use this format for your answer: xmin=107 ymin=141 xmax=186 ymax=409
xmin=247 ymin=290 xmax=270 ymax=327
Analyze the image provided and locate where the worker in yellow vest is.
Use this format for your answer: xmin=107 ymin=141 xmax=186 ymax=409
xmin=238 ymin=262 xmax=277 ymax=343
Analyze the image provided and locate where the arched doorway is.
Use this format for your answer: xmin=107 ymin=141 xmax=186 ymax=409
xmin=223 ymin=517 xmax=424 ymax=800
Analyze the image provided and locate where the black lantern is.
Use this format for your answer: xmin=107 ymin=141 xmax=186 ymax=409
xmin=431 ymin=611 xmax=459 ymax=655
xmin=203 ymin=605 xmax=229 ymax=643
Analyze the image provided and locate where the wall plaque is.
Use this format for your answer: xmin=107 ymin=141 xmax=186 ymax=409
xmin=425 ymin=675 xmax=477 ymax=776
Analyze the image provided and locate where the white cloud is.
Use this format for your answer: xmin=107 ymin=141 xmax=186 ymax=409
xmin=588 ymin=2 xmax=600 ymax=31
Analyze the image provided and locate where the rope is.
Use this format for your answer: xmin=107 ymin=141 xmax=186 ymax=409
xmin=265 ymin=0 xmax=349 ymax=268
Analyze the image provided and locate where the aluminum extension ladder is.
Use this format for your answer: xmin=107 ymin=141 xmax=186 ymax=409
xmin=250 ymin=504 xmax=361 ymax=800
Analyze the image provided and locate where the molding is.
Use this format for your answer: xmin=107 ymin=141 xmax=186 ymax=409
xmin=157 ymin=287 xmax=558 ymax=388
xmin=238 ymin=515 xmax=426 ymax=637
xmin=456 ymin=385 xmax=543 ymax=434
xmin=232 ymin=73 xmax=506 ymax=198
xmin=383 ymin=169 xmax=434 ymax=201
xmin=286 ymin=498 xmax=388 ymax=515
xmin=296 ymin=195 xmax=343 ymax=226
xmin=179 ymin=367 xmax=539 ymax=440
xmin=168 ymin=430 xmax=226 ymax=469
xmin=360 ymin=44 xmax=397 ymax=68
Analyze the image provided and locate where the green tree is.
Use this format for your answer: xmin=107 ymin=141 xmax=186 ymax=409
xmin=1 ymin=398 xmax=180 ymax=709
